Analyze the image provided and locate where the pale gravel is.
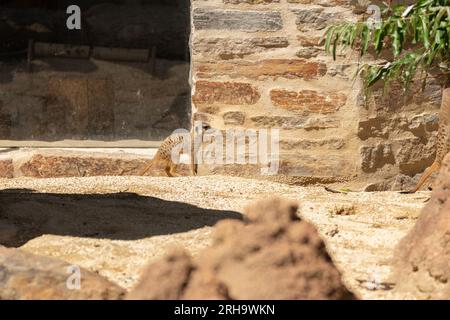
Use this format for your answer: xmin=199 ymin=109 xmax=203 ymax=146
xmin=0 ymin=175 xmax=429 ymax=299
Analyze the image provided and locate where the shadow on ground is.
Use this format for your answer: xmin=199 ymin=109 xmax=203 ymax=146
xmin=0 ymin=189 xmax=242 ymax=247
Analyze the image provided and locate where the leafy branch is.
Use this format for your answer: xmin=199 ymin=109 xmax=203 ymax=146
xmin=324 ymin=0 xmax=450 ymax=97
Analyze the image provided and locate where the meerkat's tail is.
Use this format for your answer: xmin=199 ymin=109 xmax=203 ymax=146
xmin=402 ymin=161 xmax=441 ymax=194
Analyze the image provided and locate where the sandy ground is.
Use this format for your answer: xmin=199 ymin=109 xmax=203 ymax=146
xmin=0 ymin=175 xmax=429 ymax=299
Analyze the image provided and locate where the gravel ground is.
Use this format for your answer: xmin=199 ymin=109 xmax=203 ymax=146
xmin=0 ymin=175 xmax=429 ymax=299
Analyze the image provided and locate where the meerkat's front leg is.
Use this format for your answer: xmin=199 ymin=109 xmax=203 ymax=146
xmin=168 ymin=165 xmax=182 ymax=177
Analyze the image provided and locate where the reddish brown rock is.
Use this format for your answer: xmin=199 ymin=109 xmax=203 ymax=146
xmin=128 ymin=197 xmax=357 ymax=300
xmin=193 ymin=81 xmax=260 ymax=105
xmin=271 ymin=89 xmax=347 ymax=114
xmin=195 ymin=59 xmax=327 ymax=80
xmin=0 ymin=158 xmax=13 ymax=178
xmin=127 ymin=248 xmax=193 ymax=300
xmin=392 ymin=153 xmax=450 ymax=299
xmin=18 ymin=150 xmax=148 ymax=178
xmin=0 ymin=246 xmax=125 ymax=300
xmin=17 ymin=150 xmax=190 ymax=178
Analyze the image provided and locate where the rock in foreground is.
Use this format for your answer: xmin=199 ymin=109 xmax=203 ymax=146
xmin=128 ymin=197 xmax=356 ymax=300
xmin=392 ymin=154 xmax=450 ymax=299
xmin=0 ymin=246 xmax=125 ymax=300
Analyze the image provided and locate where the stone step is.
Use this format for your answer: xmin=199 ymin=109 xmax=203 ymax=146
xmin=0 ymin=148 xmax=189 ymax=178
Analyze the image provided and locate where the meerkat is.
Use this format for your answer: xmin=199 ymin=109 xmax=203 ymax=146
xmin=404 ymin=88 xmax=450 ymax=193
xmin=140 ymin=123 xmax=211 ymax=177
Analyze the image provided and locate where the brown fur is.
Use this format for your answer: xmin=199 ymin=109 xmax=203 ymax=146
xmin=140 ymin=133 xmax=186 ymax=177
xmin=140 ymin=124 xmax=210 ymax=177
xmin=406 ymin=88 xmax=450 ymax=193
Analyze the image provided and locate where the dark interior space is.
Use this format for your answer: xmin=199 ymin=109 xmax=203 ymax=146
xmin=0 ymin=0 xmax=191 ymax=144
xmin=0 ymin=189 xmax=242 ymax=248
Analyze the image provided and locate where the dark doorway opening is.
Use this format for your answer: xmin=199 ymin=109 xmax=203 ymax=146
xmin=0 ymin=0 xmax=191 ymax=146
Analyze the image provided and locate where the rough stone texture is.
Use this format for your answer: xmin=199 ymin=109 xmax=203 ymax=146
xmin=271 ymin=89 xmax=347 ymax=113
xmin=280 ymin=138 xmax=345 ymax=151
xmin=0 ymin=158 xmax=13 ymax=178
xmin=392 ymin=153 xmax=450 ymax=299
xmin=193 ymin=81 xmax=260 ymax=105
xmin=360 ymin=143 xmax=395 ymax=173
xmin=18 ymin=150 xmax=148 ymax=178
xmin=355 ymin=80 xmax=442 ymax=180
xmin=192 ymin=37 xmax=289 ymax=60
xmin=193 ymin=9 xmax=283 ymax=32
xmin=293 ymin=8 xmax=341 ymax=31
xmin=223 ymin=111 xmax=246 ymax=126
xmin=0 ymin=246 xmax=125 ymax=300
xmin=395 ymin=137 xmax=437 ymax=175
xmin=195 ymin=59 xmax=327 ymax=80
xmin=127 ymin=197 xmax=357 ymax=300
xmin=250 ymin=115 xmax=340 ymax=130
xmin=8 ymin=149 xmax=190 ymax=178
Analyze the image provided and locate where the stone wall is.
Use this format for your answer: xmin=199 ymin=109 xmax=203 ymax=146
xmin=190 ymin=0 xmax=443 ymax=189
xmin=0 ymin=0 xmax=444 ymax=186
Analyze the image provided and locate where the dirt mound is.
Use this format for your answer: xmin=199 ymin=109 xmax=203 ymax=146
xmin=128 ymin=196 xmax=356 ymax=300
xmin=392 ymin=154 xmax=450 ymax=299
xmin=0 ymin=246 xmax=125 ymax=300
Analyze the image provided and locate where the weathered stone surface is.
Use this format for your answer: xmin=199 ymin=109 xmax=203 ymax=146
xmin=18 ymin=150 xmax=149 ymax=178
xmin=271 ymin=89 xmax=347 ymax=114
xmin=127 ymin=197 xmax=357 ymax=300
xmin=250 ymin=115 xmax=340 ymax=130
xmin=364 ymin=174 xmax=419 ymax=192
xmin=196 ymin=105 xmax=221 ymax=115
xmin=360 ymin=80 xmax=442 ymax=112
xmin=193 ymin=9 xmax=283 ymax=32
xmin=292 ymin=8 xmax=340 ymax=31
xmin=297 ymin=35 xmax=323 ymax=47
xmin=193 ymin=81 xmax=260 ymax=105
xmin=224 ymin=0 xmax=279 ymax=3
xmin=278 ymin=156 xmax=356 ymax=177
xmin=360 ymin=143 xmax=395 ymax=173
xmin=127 ymin=248 xmax=193 ymax=300
xmin=395 ymin=137 xmax=437 ymax=175
xmin=223 ymin=111 xmax=246 ymax=126
xmin=392 ymin=153 xmax=450 ymax=299
xmin=288 ymin=0 xmax=352 ymax=6
xmin=195 ymin=59 xmax=327 ymax=80
xmin=296 ymin=47 xmax=321 ymax=59
xmin=327 ymin=64 xmax=352 ymax=79
xmin=0 ymin=158 xmax=13 ymax=178
xmin=193 ymin=112 xmax=215 ymax=124
xmin=389 ymin=173 xmax=419 ymax=192
xmin=280 ymin=138 xmax=345 ymax=150
xmin=357 ymin=113 xmax=439 ymax=141
xmin=0 ymin=246 xmax=125 ymax=300
xmin=192 ymin=37 xmax=289 ymax=59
